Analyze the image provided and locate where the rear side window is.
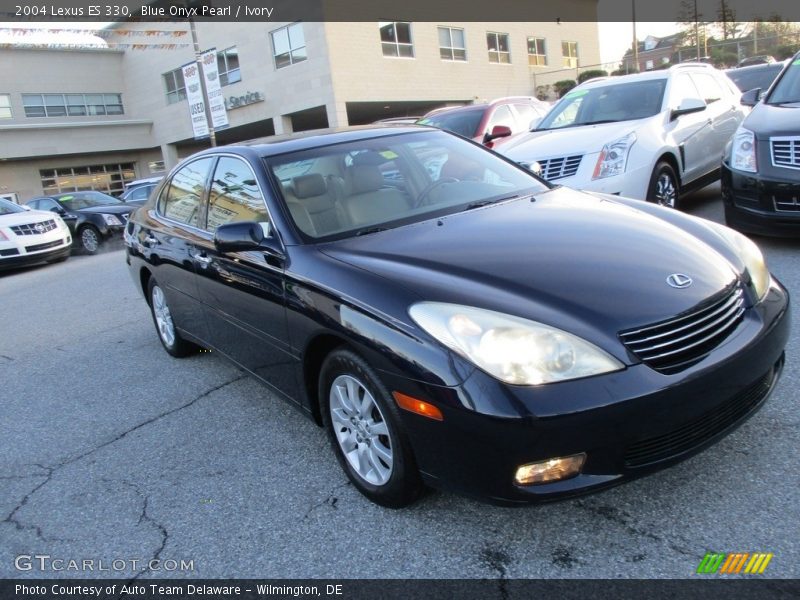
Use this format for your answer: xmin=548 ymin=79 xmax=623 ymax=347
xmin=159 ymin=157 xmax=214 ymax=227
xmin=205 ymin=156 xmax=269 ymax=232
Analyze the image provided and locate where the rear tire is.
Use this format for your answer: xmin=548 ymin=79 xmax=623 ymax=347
xmin=646 ymin=161 xmax=680 ymax=209
xmin=147 ymin=278 xmax=197 ymax=358
xmin=320 ymin=348 xmax=423 ymax=508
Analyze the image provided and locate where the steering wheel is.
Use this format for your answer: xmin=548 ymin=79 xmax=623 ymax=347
xmin=413 ymin=177 xmax=459 ymax=208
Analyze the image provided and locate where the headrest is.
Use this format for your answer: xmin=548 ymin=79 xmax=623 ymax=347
xmin=349 ymin=165 xmax=384 ymax=194
xmin=293 ymin=173 xmax=327 ymax=199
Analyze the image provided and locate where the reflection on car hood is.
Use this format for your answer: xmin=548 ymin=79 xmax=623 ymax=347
xmin=74 ymin=205 xmax=132 ymax=215
xmin=0 ymin=210 xmax=59 ymax=227
xmin=321 ymin=187 xmax=736 ymax=337
xmin=745 ymin=102 xmax=800 ymax=138
xmin=498 ymin=120 xmax=645 ymax=160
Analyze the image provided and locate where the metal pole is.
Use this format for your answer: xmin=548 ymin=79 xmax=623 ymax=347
xmin=694 ymin=0 xmax=700 ymax=60
xmin=188 ymin=17 xmax=216 ymax=147
xmin=632 ymin=0 xmax=639 ymax=71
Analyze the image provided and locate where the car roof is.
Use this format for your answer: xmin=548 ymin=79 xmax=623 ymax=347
xmin=576 ymin=63 xmax=719 ymax=90
xmin=194 ymin=125 xmax=435 ymax=159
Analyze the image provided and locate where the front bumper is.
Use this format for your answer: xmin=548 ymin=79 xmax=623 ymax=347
xmin=0 ymin=238 xmax=71 ymax=270
xmin=721 ymin=160 xmax=800 ymax=236
xmin=384 ymin=280 xmax=790 ymax=504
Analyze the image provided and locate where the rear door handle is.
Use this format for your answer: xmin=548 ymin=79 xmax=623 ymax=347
xmin=191 ymin=249 xmax=213 ymax=267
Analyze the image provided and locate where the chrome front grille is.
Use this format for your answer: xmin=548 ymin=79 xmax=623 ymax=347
xmin=770 ymin=137 xmax=800 ymax=170
xmin=10 ymin=219 xmax=57 ymax=236
xmin=619 ymin=285 xmax=745 ymax=374
xmin=773 ymin=194 xmax=800 ymax=212
xmin=536 ymin=155 xmax=583 ymax=180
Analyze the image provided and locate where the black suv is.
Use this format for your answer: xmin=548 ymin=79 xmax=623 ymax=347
xmin=722 ymin=53 xmax=800 ymax=236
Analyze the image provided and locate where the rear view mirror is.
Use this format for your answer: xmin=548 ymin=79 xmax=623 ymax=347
xmin=483 ymin=125 xmax=512 ymax=145
xmin=740 ymin=88 xmax=761 ymax=107
xmin=670 ymin=97 xmax=706 ymax=120
xmin=214 ymin=221 xmax=265 ymax=253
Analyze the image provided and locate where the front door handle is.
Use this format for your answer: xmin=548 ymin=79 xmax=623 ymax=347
xmin=193 ymin=251 xmax=212 ymax=267
xmin=143 ymin=234 xmax=158 ymax=247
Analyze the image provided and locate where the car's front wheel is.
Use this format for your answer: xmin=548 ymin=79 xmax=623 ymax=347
xmin=646 ymin=161 xmax=680 ymax=209
xmin=148 ymin=278 xmax=197 ymax=357
xmin=320 ymin=348 xmax=423 ymax=508
xmin=78 ymin=225 xmax=102 ymax=254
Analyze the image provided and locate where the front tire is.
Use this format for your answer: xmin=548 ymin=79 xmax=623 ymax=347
xmin=78 ymin=225 xmax=102 ymax=254
xmin=646 ymin=161 xmax=680 ymax=209
xmin=147 ymin=278 xmax=197 ymax=357
xmin=320 ymin=348 xmax=423 ymax=508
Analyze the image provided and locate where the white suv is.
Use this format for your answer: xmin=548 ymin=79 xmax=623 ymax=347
xmin=497 ymin=64 xmax=745 ymax=209
xmin=0 ymin=198 xmax=72 ymax=270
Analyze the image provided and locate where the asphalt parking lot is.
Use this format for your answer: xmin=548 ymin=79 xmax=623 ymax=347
xmin=1 ymin=183 xmax=798 ymax=580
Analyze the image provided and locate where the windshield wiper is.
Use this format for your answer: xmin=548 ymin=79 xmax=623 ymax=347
xmin=462 ymin=195 xmax=520 ymax=211
xmin=354 ymin=226 xmax=389 ymax=237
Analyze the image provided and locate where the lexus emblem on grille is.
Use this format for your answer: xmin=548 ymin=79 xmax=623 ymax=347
xmin=34 ymin=223 xmax=45 ymax=233
xmin=666 ymin=273 xmax=693 ymax=289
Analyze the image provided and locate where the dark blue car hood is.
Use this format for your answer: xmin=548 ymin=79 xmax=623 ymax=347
xmin=320 ymin=188 xmax=737 ymax=341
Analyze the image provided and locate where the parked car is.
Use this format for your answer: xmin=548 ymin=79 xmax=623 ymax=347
xmin=0 ymin=198 xmax=72 ymax=270
xmin=496 ymin=64 xmax=745 ymax=209
xmin=125 ymin=126 xmax=788 ymax=507
xmin=725 ymin=61 xmax=787 ymax=96
xmin=737 ymin=55 xmax=776 ymax=68
xmin=373 ymin=116 xmax=422 ymax=125
xmin=417 ymin=97 xmax=550 ymax=148
xmin=722 ymin=52 xmax=800 ymax=236
xmin=25 ymin=191 xmax=134 ymax=254
xmin=120 ymin=176 xmax=163 ymax=205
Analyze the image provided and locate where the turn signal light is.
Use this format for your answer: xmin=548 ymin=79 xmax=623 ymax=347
xmin=514 ymin=453 xmax=586 ymax=485
xmin=392 ymin=392 xmax=443 ymax=421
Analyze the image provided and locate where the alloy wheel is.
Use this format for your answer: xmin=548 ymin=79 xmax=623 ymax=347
xmin=329 ymin=374 xmax=393 ymax=486
xmin=151 ymin=285 xmax=176 ymax=347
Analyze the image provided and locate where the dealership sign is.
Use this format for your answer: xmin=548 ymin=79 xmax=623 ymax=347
xmin=200 ymin=48 xmax=230 ymax=131
xmin=181 ymin=61 xmax=209 ymax=140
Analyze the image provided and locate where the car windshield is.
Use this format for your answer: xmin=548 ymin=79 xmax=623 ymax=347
xmin=266 ymin=130 xmax=547 ymax=242
xmin=417 ymin=108 xmax=484 ymax=138
xmin=537 ymin=79 xmax=667 ymax=130
xmin=55 ymin=191 xmax=121 ymax=210
xmin=0 ymin=199 xmax=25 ymax=215
xmin=766 ymin=58 xmax=800 ymax=105
xmin=727 ymin=64 xmax=783 ymax=92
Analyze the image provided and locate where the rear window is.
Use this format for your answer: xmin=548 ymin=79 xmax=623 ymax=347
xmin=418 ymin=108 xmax=484 ymax=138
xmin=727 ymin=64 xmax=783 ymax=93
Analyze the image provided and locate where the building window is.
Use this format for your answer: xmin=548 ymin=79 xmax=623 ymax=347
xmin=217 ymin=47 xmax=241 ymax=86
xmin=380 ymin=22 xmax=413 ymax=58
xmin=148 ymin=160 xmax=166 ymax=173
xmin=487 ymin=32 xmax=510 ymax=64
xmin=271 ymin=23 xmax=307 ymax=69
xmin=0 ymin=94 xmax=11 ymax=119
xmin=562 ymin=41 xmax=579 ymax=68
xmin=163 ymin=69 xmax=186 ymax=105
xmin=527 ymin=37 xmax=547 ymax=66
xmin=22 ymin=93 xmax=123 ymax=117
xmin=438 ymin=26 xmax=466 ymax=61
xmin=645 ymin=59 xmax=654 ymax=70
xmin=40 ymin=163 xmax=136 ymax=196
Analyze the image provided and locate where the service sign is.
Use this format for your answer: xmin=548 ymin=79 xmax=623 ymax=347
xmin=182 ymin=61 xmax=209 ymax=139
xmin=200 ymin=48 xmax=230 ymax=131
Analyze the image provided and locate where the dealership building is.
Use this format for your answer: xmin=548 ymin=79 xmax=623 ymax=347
xmin=0 ymin=16 xmax=600 ymax=202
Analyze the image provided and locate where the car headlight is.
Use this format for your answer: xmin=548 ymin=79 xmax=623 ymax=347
xmin=731 ymin=126 xmax=757 ymax=173
xmin=409 ymin=303 xmax=624 ymax=385
xmin=706 ymin=221 xmax=770 ymax=300
xmin=101 ymin=214 xmax=123 ymax=226
xmin=592 ymin=132 xmax=636 ymax=180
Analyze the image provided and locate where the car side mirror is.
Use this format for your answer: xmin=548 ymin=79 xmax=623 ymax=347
xmin=22 ymin=205 xmax=32 ymax=211
xmin=528 ymin=117 xmax=542 ymax=131
xmin=740 ymin=88 xmax=761 ymax=107
xmin=214 ymin=221 xmax=285 ymax=260
xmin=49 ymin=206 xmax=66 ymax=216
xmin=670 ymin=97 xmax=706 ymax=120
xmin=483 ymin=125 xmax=512 ymax=145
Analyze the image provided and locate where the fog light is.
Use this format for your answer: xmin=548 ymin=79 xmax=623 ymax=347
xmin=514 ymin=453 xmax=586 ymax=485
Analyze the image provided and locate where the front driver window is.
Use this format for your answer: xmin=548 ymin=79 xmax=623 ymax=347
xmin=159 ymin=157 xmax=215 ymax=227
xmin=205 ymin=157 xmax=269 ymax=232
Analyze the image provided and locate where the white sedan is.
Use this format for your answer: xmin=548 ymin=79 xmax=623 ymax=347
xmin=0 ymin=198 xmax=72 ymax=270
xmin=497 ymin=64 xmax=745 ymax=209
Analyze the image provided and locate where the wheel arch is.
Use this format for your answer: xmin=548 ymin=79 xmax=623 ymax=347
xmin=653 ymin=151 xmax=682 ymax=187
xmin=139 ymin=267 xmax=153 ymax=306
xmin=302 ymin=333 xmax=352 ymax=426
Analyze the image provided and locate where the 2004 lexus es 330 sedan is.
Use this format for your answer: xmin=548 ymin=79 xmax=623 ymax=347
xmin=125 ymin=126 xmax=789 ymax=507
